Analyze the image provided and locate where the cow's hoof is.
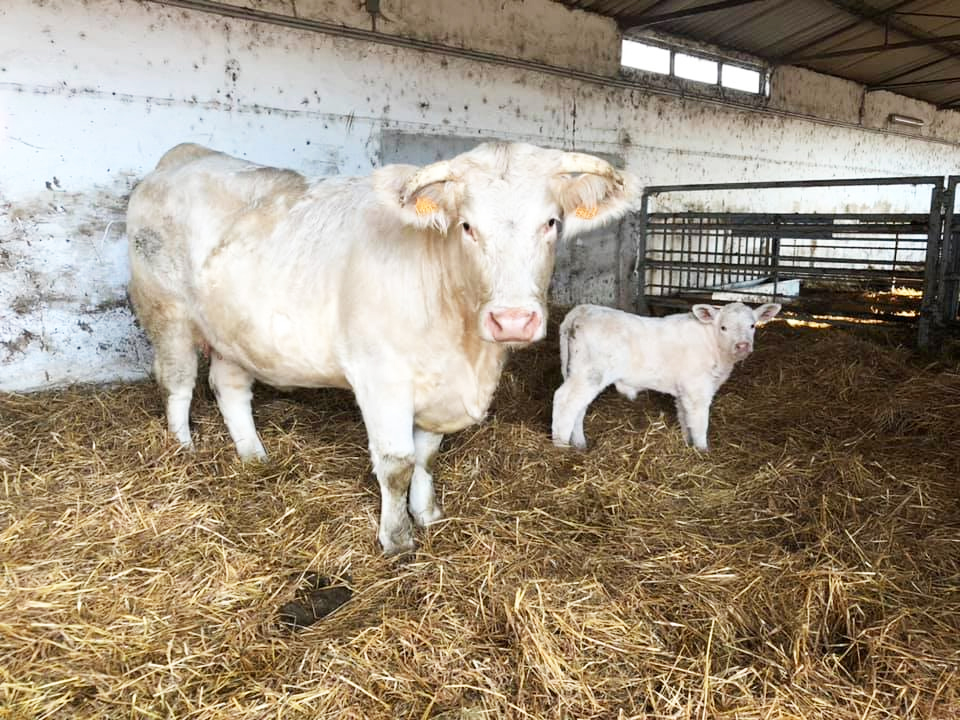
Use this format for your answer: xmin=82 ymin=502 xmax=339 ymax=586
xmin=412 ymin=504 xmax=444 ymax=528
xmin=380 ymin=530 xmax=416 ymax=557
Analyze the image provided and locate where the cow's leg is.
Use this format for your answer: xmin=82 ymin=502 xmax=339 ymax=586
xmin=208 ymin=353 xmax=266 ymax=461
xmin=409 ymin=428 xmax=444 ymax=528
xmin=151 ymin=318 xmax=198 ymax=449
xmin=678 ymin=386 xmax=713 ymax=451
xmin=552 ymin=377 xmax=604 ymax=449
xmin=355 ymin=387 xmax=417 ymax=555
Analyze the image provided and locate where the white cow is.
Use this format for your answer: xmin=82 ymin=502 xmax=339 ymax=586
xmin=552 ymin=302 xmax=780 ymax=451
xmin=127 ymin=142 xmax=638 ymax=554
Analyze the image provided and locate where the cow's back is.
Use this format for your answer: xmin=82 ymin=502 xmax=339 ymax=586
xmin=564 ymin=306 xmax=716 ymax=394
xmin=128 ymin=145 xmax=311 ymax=288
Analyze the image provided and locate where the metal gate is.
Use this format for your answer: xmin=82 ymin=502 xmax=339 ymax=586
xmin=630 ymin=176 xmax=960 ymax=347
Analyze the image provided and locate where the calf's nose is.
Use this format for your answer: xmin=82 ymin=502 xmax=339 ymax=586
xmin=734 ymin=341 xmax=752 ymax=354
xmin=486 ymin=308 xmax=541 ymax=343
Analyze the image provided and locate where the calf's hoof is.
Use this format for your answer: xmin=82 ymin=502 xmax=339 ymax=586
xmin=412 ymin=504 xmax=444 ymax=529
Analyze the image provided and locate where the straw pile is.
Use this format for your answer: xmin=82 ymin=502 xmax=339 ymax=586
xmin=2 ymin=314 xmax=959 ymax=719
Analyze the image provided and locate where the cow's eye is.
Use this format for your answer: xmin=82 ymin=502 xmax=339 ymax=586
xmin=548 ymin=218 xmax=557 ymax=228
xmin=720 ymin=325 xmax=727 ymax=332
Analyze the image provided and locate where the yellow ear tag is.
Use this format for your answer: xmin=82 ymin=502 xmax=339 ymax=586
xmin=575 ymin=205 xmax=599 ymax=219
xmin=415 ymin=196 xmax=439 ymax=216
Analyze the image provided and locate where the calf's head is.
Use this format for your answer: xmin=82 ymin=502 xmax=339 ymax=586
xmin=386 ymin=143 xmax=639 ymax=345
xmin=692 ymin=302 xmax=781 ymax=360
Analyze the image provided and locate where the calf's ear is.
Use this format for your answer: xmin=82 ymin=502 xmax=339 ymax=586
xmin=754 ymin=303 xmax=782 ymax=323
xmin=550 ymin=153 xmax=640 ymax=238
xmin=692 ymin=304 xmax=719 ymax=323
xmin=373 ymin=162 xmax=464 ymax=233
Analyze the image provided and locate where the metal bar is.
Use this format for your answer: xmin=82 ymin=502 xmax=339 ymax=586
xmin=868 ymin=75 xmax=960 ymax=90
xmin=634 ymin=195 xmax=649 ymax=314
xmin=618 ymin=0 xmax=766 ymax=29
xmin=938 ymin=95 xmax=960 ymax=109
xmin=775 ymin=0 xmax=915 ymax=63
xmin=645 ymin=177 xmax=942 ymax=194
xmin=892 ymin=12 xmax=960 ymax=19
xmin=790 ymin=33 xmax=960 ymax=62
xmin=918 ymin=181 xmax=946 ymax=348
xmin=939 ymin=176 xmax=960 ymax=323
xmin=871 ymin=55 xmax=954 ymax=85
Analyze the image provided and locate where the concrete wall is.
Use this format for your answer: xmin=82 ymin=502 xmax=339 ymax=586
xmin=3 ymin=0 xmax=960 ymax=391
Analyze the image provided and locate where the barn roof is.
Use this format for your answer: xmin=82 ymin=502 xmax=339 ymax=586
xmin=555 ymin=0 xmax=960 ymax=109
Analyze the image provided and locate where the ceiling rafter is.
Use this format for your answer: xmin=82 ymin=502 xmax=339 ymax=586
xmin=618 ymin=0 xmax=765 ymax=30
xmin=790 ymin=33 xmax=960 ymax=62
xmin=772 ymin=0 xmax=914 ymax=62
xmin=783 ymin=0 xmax=960 ymax=63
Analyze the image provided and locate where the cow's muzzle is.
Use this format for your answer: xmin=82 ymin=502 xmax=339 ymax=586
xmin=483 ymin=307 xmax=544 ymax=344
xmin=734 ymin=341 xmax=752 ymax=358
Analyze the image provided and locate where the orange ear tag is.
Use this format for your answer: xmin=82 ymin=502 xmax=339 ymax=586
xmin=415 ymin=196 xmax=439 ymax=216
xmin=575 ymin=205 xmax=599 ymax=219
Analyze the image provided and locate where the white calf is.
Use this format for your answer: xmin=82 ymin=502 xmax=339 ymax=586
xmin=552 ymin=302 xmax=781 ymax=450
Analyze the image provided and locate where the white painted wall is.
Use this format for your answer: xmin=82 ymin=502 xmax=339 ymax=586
xmin=3 ymin=0 xmax=960 ymax=391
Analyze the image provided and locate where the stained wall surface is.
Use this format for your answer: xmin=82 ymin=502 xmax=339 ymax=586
xmin=3 ymin=0 xmax=960 ymax=390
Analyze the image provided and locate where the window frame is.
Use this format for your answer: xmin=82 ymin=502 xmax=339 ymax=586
xmin=620 ymin=36 xmax=769 ymax=99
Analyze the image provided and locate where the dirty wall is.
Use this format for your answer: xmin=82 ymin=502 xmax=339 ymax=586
xmin=3 ymin=0 xmax=960 ymax=391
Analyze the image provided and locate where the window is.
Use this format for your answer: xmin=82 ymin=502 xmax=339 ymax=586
xmin=621 ymin=40 xmax=670 ymax=74
xmin=722 ymin=64 xmax=762 ymax=93
xmin=620 ymin=39 xmax=766 ymax=96
xmin=675 ymin=53 xmax=717 ymax=84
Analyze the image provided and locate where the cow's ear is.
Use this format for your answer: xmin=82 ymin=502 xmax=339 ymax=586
xmin=399 ymin=182 xmax=461 ymax=233
xmin=754 ymin=303 xmax=782 ymax=324
xmin=373 ymin=163 xmax=462 ymax=233
xmin=692 ymin=304 xmax=718 ymax=324
xmin=550 ymin=155 xmax=640 ymax=237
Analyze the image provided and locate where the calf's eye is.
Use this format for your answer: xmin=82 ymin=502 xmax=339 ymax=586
xmin=720 ymin=325 xmax=727 ymax=332
xmin=462 ymin=222 xmax=471 ymax=232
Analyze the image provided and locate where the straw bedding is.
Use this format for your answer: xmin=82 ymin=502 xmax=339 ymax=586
xmin=1 ymin=315 xmax=959 ymax=719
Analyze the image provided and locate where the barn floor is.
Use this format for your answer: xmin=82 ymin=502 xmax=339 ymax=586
xmin=2 ymin=317 xmax=959 ymax=719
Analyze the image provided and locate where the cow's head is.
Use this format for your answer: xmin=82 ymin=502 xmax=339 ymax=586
xmin=380 ymin=143 xmax=639 ymax=346
xmin=692 ymin=302 xmax=781 ymax=360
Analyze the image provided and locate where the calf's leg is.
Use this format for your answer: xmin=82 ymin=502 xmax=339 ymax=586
xmin=410 ymin=428 xmax=444 ymax=528
xmin=677 ymin=387 xmax=713 ymax=451
xmin=552 ymin=377 xmax=604 ymax=449
xmin=208 ymin=353 xmax=266 ymax=461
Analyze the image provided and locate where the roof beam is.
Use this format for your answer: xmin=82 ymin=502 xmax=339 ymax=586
xmin=779 ymin=0 xmax=960 ymax=65
xmin=868 ymin=76 xmax=960 ymax=90
xmin=790 ymin=33 xmax=960 ymax=62
xmin=871 ymin=55 xmax=954 ymax=85
xmin=618 ymin=0 xmax=766 ymax=30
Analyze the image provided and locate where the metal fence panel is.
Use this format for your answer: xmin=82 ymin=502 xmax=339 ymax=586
xmin=633 ymin=177 xmax=955 ymax=347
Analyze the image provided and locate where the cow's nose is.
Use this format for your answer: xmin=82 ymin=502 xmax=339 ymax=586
xmin=735 ymin=341 xmax=751 ymax=354
xmin=486 ymin=308 xmax=541 ymax=343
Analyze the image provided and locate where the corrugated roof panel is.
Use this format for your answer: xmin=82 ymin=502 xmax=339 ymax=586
xmin=555 ymin=0 xmax=960 ymax=108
